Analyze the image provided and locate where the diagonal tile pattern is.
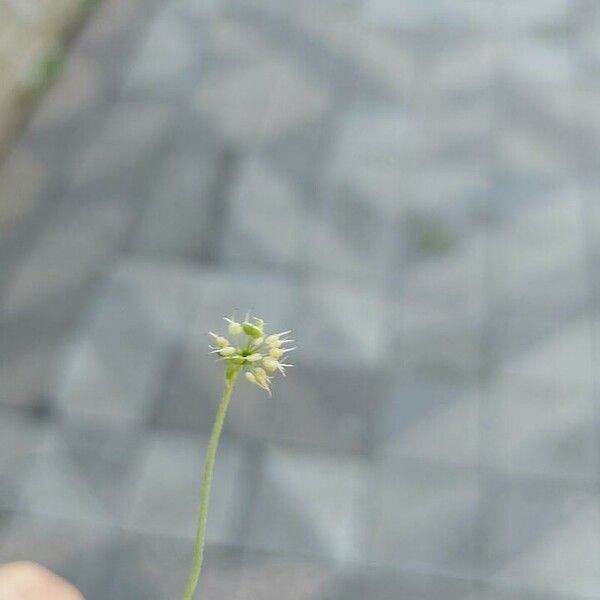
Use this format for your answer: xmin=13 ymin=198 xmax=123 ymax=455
xmin=0 ymin=0 xmax=600 ymax=598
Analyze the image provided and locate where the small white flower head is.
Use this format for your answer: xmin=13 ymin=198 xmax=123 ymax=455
xmin=209 ymin=313 xmax=294 ymax=395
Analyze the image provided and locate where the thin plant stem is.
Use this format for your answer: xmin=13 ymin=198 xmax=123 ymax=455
xmin=181 ymin=369 xmax=239 ymax=600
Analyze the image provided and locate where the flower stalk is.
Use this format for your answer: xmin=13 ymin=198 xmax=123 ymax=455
xmin=180 ymin=314 xmax=294 ymax=599
xmin=180 ymin=368 xmax=239 ymax=600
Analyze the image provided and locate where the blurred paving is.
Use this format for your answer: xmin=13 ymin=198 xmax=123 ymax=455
xmin=1 ymin=0 xmax=600 ymax=598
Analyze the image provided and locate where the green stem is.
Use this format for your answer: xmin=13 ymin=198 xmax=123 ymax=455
xmin=181 ymin=369 xmax=239 ymax=600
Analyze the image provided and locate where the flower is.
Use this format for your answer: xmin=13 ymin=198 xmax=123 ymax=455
xmin=209 ymin=313 xmax=294 ymax=395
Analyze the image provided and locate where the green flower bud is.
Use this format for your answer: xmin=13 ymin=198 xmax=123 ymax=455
xmin=243 ymin=322 xmax=263 ymax=338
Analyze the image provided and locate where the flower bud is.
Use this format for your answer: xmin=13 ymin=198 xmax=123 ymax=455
xmin=254 ymin=367 xmax=268 ymax=386
xmin=265 ymin=334 xmax=281 ymax=348
xmin=243 ymin=322 xmax=263 ymax=338
xmin=246 ymin=353 xmax=262 ymax=362
xmin=209 ymin=332 xmax=230 ymax=348
xmin=219 ymin=346 xmax=236 ymax=357
xmin=262 ymin=357 xmax=279 ymax=373
xmin=228 ymin=321 xmax=243 ymax=336
xmin=245 ymin=372 xmax=257 ymax=384
xmin=269 ymin=347 xmax=284 ymax=359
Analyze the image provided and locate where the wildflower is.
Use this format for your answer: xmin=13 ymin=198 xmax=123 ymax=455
xmin=181 ymin=313 xmax=296 ymax=600
xmin=208 ymin=314 xmax=294 ymax=395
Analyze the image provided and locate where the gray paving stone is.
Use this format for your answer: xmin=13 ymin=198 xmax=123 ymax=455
xmin=191 ymin=56 xmax=331 ymax=146
xmin=499 ymin=39 xmax=571 ymax=87
xmin=267 ymin=363 xmax=380 ymax=454
xmin=1 ymin=201 xmax=129 ymax=326
xmin=21 ymin=423 xmax=139 ymax=526
xmin=401 ymin=228 xmax=486 ymax=313
xmin=23 ymin=52 xmax=107 ymax=150
xmin=56 ymin=260 xmax=205 ymax=425
xmin=246 ymin=447 xmax=366 ymax=564
xmin=228 ymin=553 xmax=335 ymax=600
xmin=198 ymin=272 xmax=299 ymax=331
xmin=304 ymin=189 xmax=393 ymax=281
xmin=0 ymin=146 xmax=48 ymax=246
xmin=497 ymin=0 xmax=569 ymax=32
xmin=123 ymin=430 xmax=245 ymax=546
xmin=495 ymin=89 xmax=575 ymax=181
xmin=221 ymin=157 xmax=305 ymax=272
xmin=0 ymin=410 xmax=44 ymax=510
xmin=474 ymin=586 xmax=588 ymax=600
xmin=130 ymin=144 xmax=217 ymax=261
xmin=329 ymin=105 xmax=413 ymax=212
xmin=0 ymin=201 xmax=129 ymax=411
xmin=374 ymin=377 xmax=480 ymax=468
xmin=483 ymin=482 xmax=600 ymax=598
xmin=394 ymin=301 xmax=483 ymax=376
xmin=77 ymin=0 xmax=152 ymax=55
xmin=202 ymin=16 xmax=274 ymax=66
xmin=252 ymin=1 xmax=414 ymax=101
xmin=294 ymin=279 xmax=389 ymax=369
xmin=68 ymin=100 xmax=175 ymax=198
xmin=493 ymin=317 xmax=596 ymax=394
xmin=485 ymin=378 xmax=598 ymax=481
xmin=255 ymin=111 xmax=331 ymax=196
xmin=0 ymin=332 xmax=61 ymax=412
xmin=365 ymin=570 xmax=478 ymax=600
xmin=368 ymin=463 xmax=481 ymax=577
xmin=487 ymin=190 xmax=586 ymax=320
xmin=0 ymin=514 xmax=119 ymax=600
xmin=108 ymin=532 xmax=196 ymax=600
xmin=363 ymin=0 xmax=494 ymax=31
xmin=121 ymin=2 xmax=205 ymax=100
xmin=317 ymin=571 xmax=369 ymax=600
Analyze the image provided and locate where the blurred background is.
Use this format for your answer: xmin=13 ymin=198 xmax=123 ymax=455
xmin=1 ymin=0 xmax=600 ymax=598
